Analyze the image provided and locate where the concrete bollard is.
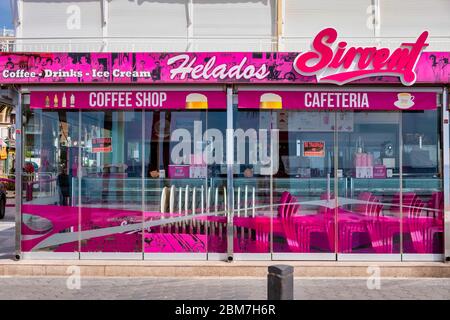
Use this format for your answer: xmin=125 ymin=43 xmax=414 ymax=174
xmin=267 ymin=265 xmax=294 ymax=300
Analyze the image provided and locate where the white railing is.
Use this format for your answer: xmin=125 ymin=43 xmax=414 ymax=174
xmin=161 ymin=184 xmax=257 ymax=217
xmin=2 ymin=36 xmax=277 ymax=52
xmin=161 ymin=185 xmax=227 ymax=215
xmin=1 ymin=36 xmax=450 ymax=52
xmin=160 ymin=184 xmax=258 ymax=238
xmin=2 ymin=28 xmax=14 ymax=37
xmin=0 ymin=38 xmax=14 ymax=52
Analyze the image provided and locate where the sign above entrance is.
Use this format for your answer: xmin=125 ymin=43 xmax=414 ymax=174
xmin=30 ymin=90 xmax=227 ymax=110
xmin=293 ymin=28 xmax=429 ymax=86
xmin=238 ymin=91 xmax=437 ymax=111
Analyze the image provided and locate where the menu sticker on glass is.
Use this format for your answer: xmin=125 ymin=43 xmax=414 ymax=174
xmin=303 ymin=141 xmax=325 ymax=157
xmin=92 ymin=137 xmax=112 ymax=153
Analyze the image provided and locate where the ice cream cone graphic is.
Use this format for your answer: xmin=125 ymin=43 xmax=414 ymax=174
xmin=186 ymin=93 xmax=208 ymax=109
xmin=260 ymin=93 xmax=282 ymax=109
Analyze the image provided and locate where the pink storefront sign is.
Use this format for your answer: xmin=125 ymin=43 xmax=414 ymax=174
xmin=30 ymin=90 xmax=227 ymax=109
xmin=1 ymin=51 xmax=447 ymax=85
xmin=168 ymin=165 xmax=190 ymax=179
xmin=373 ymin=165 xmax=387 ymax=179
xmin=0 ymin=29 xmax=448 ymax=85
xmin=238 ymin=90 xmax=437 ymax=111
xmin=293 ymin=28 xmax=430 ymax=86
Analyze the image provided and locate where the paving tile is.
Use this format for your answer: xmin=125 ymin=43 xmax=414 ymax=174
xmin=0 ymin=276 xmax=449 ymax=299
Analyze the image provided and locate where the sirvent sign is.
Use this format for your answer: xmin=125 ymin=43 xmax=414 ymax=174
xmin=293 ymin=28 xmax=429 ymax=86
xmin=0 ymin=29 xmax=448 ymax=85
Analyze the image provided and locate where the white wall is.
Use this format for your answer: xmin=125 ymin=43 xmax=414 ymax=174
xmin=379 ymin=0 xmax=450 ymax=37
xmin=282 ymin=0 xmax=450 ymax=51
xmin=108 ymin=0 xmax=188 ymax=37
xmin=21 ymin=0 xmax=102 ymax=37
xmin=14 ymin=0 xmax=450 ymax=52
xmin=193 ymin=0 xmax=276 ymax=50
xmin=107 ymin=0 xmax=190 ymax=51
xmin=284 ymin=0 xmax=374 ymax=38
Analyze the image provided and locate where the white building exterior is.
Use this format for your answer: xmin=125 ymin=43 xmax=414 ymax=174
xmin=7 ymin=0 xmax=450 ymax=52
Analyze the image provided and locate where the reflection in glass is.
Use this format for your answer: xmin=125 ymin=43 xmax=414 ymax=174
xmin=402 ymin=110 xmax=443 ymax=254
xmin=22 ymin=106 xmax=80 ymax=252
xmin=143 ymin=110 xmax=227 ymax=254
xmin=79 ymin=111 xmax=143 ymax=253
xmin=337 ymin=111 xmax=401 ymax=254
xmin=272 ymin=111 xmax=336 ymax=254
xmin=19 ymin=94 xmax=445 ymax=258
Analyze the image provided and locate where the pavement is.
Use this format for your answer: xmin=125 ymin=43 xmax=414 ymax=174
xmin=1 ymin=205 xmax=450 ymax=300
xmin=0 ymin=276 xmax=448 ymax=300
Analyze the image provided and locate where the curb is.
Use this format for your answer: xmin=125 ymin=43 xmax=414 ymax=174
xmin=0 ymin=260 xmax=449 ymax=278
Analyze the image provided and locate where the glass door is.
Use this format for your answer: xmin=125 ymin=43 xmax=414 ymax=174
xmin=79 ymin=111 xmax=143 ymax=257
xmin=22 ymin=105 xmax=80 ymax=256
xmin=271 ymin=110 xmax=336 ymax=259
xmin=336 ymin=111 xmax=401 ymax=258
xmin=401 ymin=109 xmax=443 ymax=257
xmin=205 ymin=110 xmax=228 ymax=258
xmin=143 ymin=110 xmax=208 ymax=258
xmin=232 ymin=109 xmax=274 ymax=258
xmin=142 ymin=108 xmax=227 ymax=259
xmin=232 ymin=107 xmax=337 ymax=259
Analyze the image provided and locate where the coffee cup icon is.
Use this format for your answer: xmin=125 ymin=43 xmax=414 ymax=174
xmin=260 ymin=93 xmax=282 ymax=109
xmin=394 ymin=93 xmax=415 ymax=109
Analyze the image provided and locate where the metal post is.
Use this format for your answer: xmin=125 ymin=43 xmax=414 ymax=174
xmin=399 ymin=102 xmax=403 ymax=257
xmin=442 ymin=87 xmax=450 ymax=261
xmin=78 ymin=110 xmax=82 ymax=258
xmin=276 ymin=0 xmax=284 ymax=51
xmin=14 ymin=88 xmax=22 ymax=260
xmin=226 ymin=86 xmax=234 ymax=262
xmin=267 ymin=265 xmax=294 ymax=300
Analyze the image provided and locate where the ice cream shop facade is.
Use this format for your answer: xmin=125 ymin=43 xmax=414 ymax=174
xmin=3 ymin=28 xmax=450 ymax=261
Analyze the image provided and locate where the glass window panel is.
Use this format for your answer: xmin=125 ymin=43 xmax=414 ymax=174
xmin=22 ymin=103 xmax=80 ymax=253
xmin=143 ymin=109 xmax=227 ymax=255
xmin=79 ymin=111 xmax=143 ymax=253
xmin=337 ymin=111 xmax=401 ymax=254
xmin=232 ymin=108 xmax=275 ymax=254
xmin=402 ymin=108 xmax=444 ymax=254
xmin=271 ymin=110 xmax=336 ymax=254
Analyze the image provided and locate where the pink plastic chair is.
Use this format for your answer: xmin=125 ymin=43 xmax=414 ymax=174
xmin=233 ymin=191 xmax=293 ymax=253
xmin=254 ymin=218 xmax=270 ymax=252
xmin=405 ymin=197 xmax=442 ymax=253
xmin=427 ymin=191 xmax=445 ymax=252
xmin=288 ymin=192 xmax=335 ymax=253
xmin=339 ymin=192 xmax=377 ymax=253
xmin=389 ymin=192 xmax=440 ymax=253
xmin=405 ymin=198 xmax=427 ymax=253
xmin=364 ymin=197 xmax=399 ymax=254
xmin=391 ymin=192 xmax=418 ymax=216
xmin=280 ymin=194 xmax=302 ymax=251
xmin=426 ymin=191 xmax=443 ymax=219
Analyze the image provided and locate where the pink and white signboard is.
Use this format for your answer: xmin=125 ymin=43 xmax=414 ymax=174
xmin=0 ymin=29 xmax=448 ymax=85
xmin=238 ymin=91 xmax=437 ymax=111
xmin=30 ymin=90 xmax=227 ymax=109
xmin=168 ymin=165 xmax=190 ymax=179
